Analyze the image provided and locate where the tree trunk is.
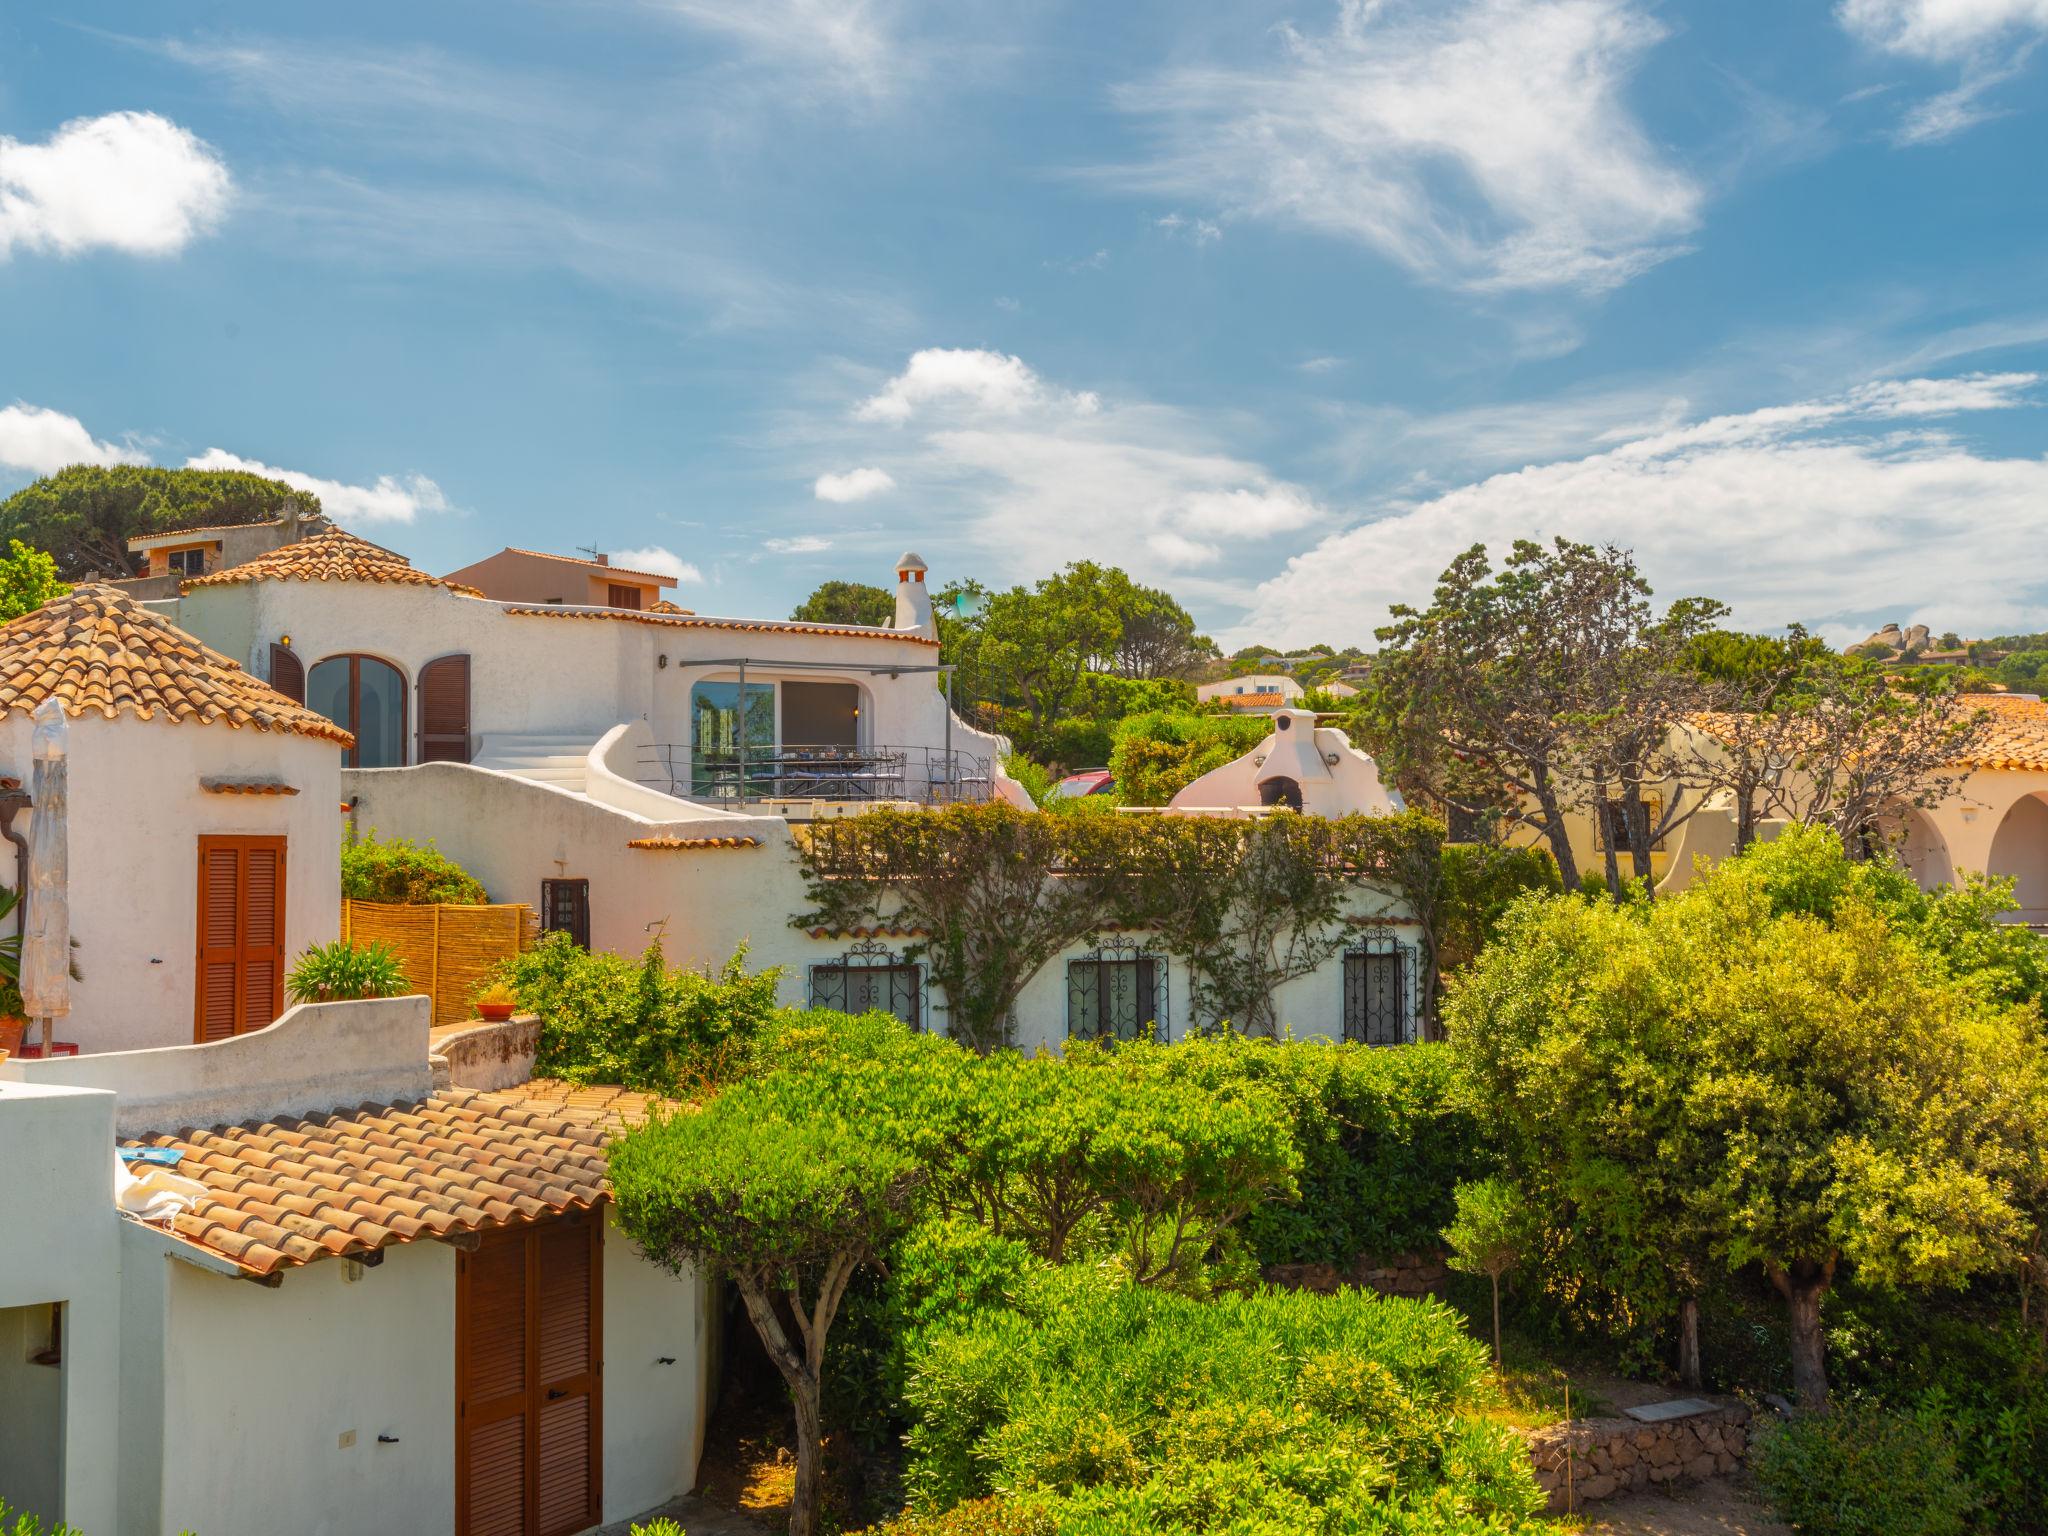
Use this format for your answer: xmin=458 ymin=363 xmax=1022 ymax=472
xmin=1769 ymin=1258 xmax=1835 ymax=1410
xmin=1677 ymin=1296 xmax=1701 ymax=1390
xmin=789 ymin=1377 xmax=825 ymax=1536
xmin=1490 ymin=1273 xmax=1504 ymax=1372
xmin=1736 ymin=788 xmax=1756 ymax=852
xmin=1532 ymin=782 xmax=1580 ymax=888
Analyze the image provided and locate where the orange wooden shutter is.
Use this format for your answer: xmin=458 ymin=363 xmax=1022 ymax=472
xmin=194 ymin=836 xmax=288 ymax=1043
xmin=459 ymin=1232 xmax=533 ymax=1536
xmin=195 ymin=842 xmax=243 ymax=1043
xmin=535 ymin=1213 xmax=602 ymax=1536
xmin=269 ymin=644 xmax=305 ymax=705
xmin=418 ymin=654 xmax=473 ymax=764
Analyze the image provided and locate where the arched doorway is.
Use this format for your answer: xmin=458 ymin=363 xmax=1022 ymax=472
xmin=1987 ymin=793 xmax=2048 ymax=926
xmin=309 ymin=654 xmax=408 ymax=768
xmin=1879 ymin=802 xmax=1954 ymax=891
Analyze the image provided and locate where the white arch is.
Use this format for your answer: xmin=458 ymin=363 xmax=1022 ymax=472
xmin=1987 ymin=792 xmax=2048 ymax=926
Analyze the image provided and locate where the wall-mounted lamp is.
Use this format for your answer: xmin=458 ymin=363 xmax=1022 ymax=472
xmin=658 ymin=654 xmax=669 ymax=669
xmin=278 ymin=634 xmax=293 ymax=647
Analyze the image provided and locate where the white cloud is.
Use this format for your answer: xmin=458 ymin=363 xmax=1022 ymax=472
xmin=857 ymin=349 xmax=1059 ymax=423
xmin=1101 ymin=0 xmax=1700 ymax=293
xmin=766 ymin=535 xmax=834 ymax=554
xmin=1297 ymin=356 xmax=1347 ymax=375
xmin=1838 ymin=0 xmax=2048 ymax=60
xmin=813 ymin=466 xmax=896 ymax=502
xmin=1157 ymin=211 xmax=1222 ymax=244
xmin=183 ymin=448 xmax=449 ymax=525
xmin=642 ymin=0 xmax=909 ymax=99
xmin=0 ymin=404 xmax=148 ymax=476
xmin=1838 ymin=0 xmax=2048 ymax=140
xmin=609 ymin=545 xmax=704 ymax=583
xmin=0 ymin=111 xmax=231 ymax=259
xmin=1232 ymin=371 xmax=2048 ymax=649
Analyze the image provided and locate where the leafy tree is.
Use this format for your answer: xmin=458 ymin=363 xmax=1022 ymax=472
xmin=0 ymin=464 xmax=319 ymax=579
xmin=609 ymin=1051 xmax=930 ymax=1536
xmin=1680 ymin=626 xmax=1829 ymax=849
xmin=792 ymin=579 xmax=895 ymax=627
xmin=1449 ymin=828 xmax=2048 ymax=1407
xmin=793 ymin=804 xmax=1125 ymax=1052
xmin=1362 ymin=539 xmax=1717 ymax=890
xmin=1444 ymin=1177 xmax=1536 ymax=1371
xmin=1996 ymin=649 xmax=2048 ymax=692
xmin=0 ymin=540 xmax=67 ymax=621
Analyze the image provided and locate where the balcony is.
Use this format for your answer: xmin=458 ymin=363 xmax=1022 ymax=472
xmin=635 ymin=742 xmax=996 ymax=808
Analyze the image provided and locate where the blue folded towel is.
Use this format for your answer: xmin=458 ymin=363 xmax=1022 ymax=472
xmin=119 ymin=1147 xmax=186 ymax=1168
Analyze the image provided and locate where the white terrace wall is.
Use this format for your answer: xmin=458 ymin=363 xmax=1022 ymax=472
xmin=0 ymin=713 xmax=342 ymax=1053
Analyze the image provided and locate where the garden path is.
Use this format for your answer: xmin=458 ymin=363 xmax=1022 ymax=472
xmin=595 ymin=1493 xmax=773 ymax=1536
xmin=1579 ymin=1475 xmax=1792 ymax=1536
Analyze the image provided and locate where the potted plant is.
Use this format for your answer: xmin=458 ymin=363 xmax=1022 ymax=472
xmin=285 ymin=939 xmax=412 ymax=1005
xmin=474 ymin=980 xmax=519 ymax=1023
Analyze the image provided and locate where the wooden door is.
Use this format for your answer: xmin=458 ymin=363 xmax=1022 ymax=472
xmin=457 ymin=1212 xmax=604 ymax=1536
xmin=418 ymin=654 xmax=473 ymax=764
xmin=540 ymin=879 xmax=590 ymax=950
xmin=194 ymin=836 xmax=287 ymax=1043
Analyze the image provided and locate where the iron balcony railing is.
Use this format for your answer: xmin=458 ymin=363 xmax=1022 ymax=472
xmin=636 ymin=742 xmax=996 ymax=806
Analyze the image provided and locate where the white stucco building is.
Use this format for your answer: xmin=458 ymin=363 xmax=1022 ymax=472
xmin=0 ymin=586 xmax=350 ymax=1055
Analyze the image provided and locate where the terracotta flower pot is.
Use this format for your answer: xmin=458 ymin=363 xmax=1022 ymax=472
xmin=0 ymin=1016 xmax=25 ymax=1058
xmin=477 ymin=1002 xmax=515 ymax=1022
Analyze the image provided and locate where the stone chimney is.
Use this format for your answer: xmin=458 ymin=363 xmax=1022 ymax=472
xmin=894 ymin=552 xmax=936 ymax=641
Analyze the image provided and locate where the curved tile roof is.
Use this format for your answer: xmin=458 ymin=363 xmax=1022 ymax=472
xmin=181 ymin=527 xmax=483 ymax=596
xmin=1957 ymin=693 xmax=2048 ymax=772
xmin=0 ymin=585 xmax=355 ymax=746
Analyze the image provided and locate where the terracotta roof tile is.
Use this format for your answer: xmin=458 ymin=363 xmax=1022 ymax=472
xmin=120 ymin=1085 xmax=672 ymax=1278
xmin=1956 ymin=693 xmax=2048 ymax=771
xmin=199 ymin=777 xmax=300 ymax=795
xmin=182 ymin=527 xmax=483 ymax=596
xmin=500 ymin=605 xmax=940 ymax=646
xmin=805 ymin=924 xmax=929 ymax=940
xmin=626 ymin=835 xmax=762 ymax=849
xmin=0 ymin=585 xmax=355 ymax=747
xmin=648 ymin=599 xmax=696 ymax=616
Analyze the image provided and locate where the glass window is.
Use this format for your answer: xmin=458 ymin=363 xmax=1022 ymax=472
xmin=1068 ymin=956 xmax=1160 ymax=1042
xmin=690 ymin=680 xmax=774 ymax=798
xmin=1342 ymin=948 xmax=1408 ymax=1046
xmin=309 ymin=655 xmax=408 ymax=768
xmin=810 ymin=961 xmax=921 ymax=1027
xmin=782 ymin=682 xmax=860 ymax=748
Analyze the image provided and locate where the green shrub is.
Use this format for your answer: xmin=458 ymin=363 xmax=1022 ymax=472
xmin=1139 ymin=1035 xmax=1491 ymax=1265
xmin=900 ymin=1273 xmax=1543 ymax=1531
xmin=285 ymin=939 xmax=412 ymax=1004
xmin=1107 ymin=711 xmax=1271 ymax=806
xmin=1754 ymin=1402 xmax=1979 ymax=1536
xmin=341 ymin=829 xmax=487 ymax=905
xmin=630 ymin=1521 xmax=686 ymax=1536
xmin=505 ymin=933 xmax=781 ymax=1091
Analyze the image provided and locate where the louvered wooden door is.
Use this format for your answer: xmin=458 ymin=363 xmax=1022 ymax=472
xmin=194 ymin=836 xmax=287 ymax=1043
xmin=457 ymin=1212 xmax=604 ymax=1536
xmin=418 ymin=653 xmax=473 ymax=764
xmin=269 ymin=643 xmax=305 ymax=705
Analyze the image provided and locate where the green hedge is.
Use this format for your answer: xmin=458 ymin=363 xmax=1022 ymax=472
xmin=1754 ymin=1402 xmax=1979 ymax=1536
xmin=899 ymin=1271 xmax=1544 ymax=1533
xmin=1107 ymin=711 xmax=1272 ymax=806
xmin=1139 ymin=1036 xmax=1492 ymax=1264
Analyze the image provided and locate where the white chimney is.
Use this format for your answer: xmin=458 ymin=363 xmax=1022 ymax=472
xmin=894 ymin=552 xmax=935 ymax=640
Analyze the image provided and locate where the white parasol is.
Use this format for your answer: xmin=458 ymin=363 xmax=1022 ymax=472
xmin=22 ymin=697 xmax=70 ymax=1054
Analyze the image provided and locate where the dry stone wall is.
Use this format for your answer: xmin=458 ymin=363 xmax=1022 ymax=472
xmin=1261 ymin=1250 xmax=1450 ymax=1298
xmin=1523 ymin=1401 xmax=1750 ymax=1513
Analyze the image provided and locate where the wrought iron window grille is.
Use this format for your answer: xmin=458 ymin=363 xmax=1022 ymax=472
xmin=808 ymin=937 xmax=926 ymax=1031
xmin=1066 ymin=938 xmax=1170 ymax=1043
xmin=1342 ymin=928 xmax=1417 ymax=1046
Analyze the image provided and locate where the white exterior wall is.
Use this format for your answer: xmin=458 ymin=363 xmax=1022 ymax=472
xmin=155 ymin=1240 xmax=457 ymax=1536
xmin=0 ymin=1083 xmax=121 ymax=1535
xmin=0 ymin=714 xmax=341 ymax=1054
xmin=601 ymin=1205 xmax=714 ymax=1522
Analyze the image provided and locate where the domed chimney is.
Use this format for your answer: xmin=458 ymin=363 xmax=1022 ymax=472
xmin=894 ymin=552 xmax=935 ymax=641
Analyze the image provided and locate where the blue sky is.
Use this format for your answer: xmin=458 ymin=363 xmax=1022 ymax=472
xmin=3 ymin=0 xmax=2046 ymax=647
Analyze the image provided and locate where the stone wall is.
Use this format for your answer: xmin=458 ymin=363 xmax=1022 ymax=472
xmin=1261 ymin=1250 xmax=1451 ymax=1298
xmin=1523 ymin=1402 xmax=1750 ymax=1513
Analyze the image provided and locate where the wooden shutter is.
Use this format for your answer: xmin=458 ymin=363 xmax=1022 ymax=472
xmin=607 ymin=583 xmax=642 ymax=611
xmin=194 ymin=836 xmax=287 ymax=1043
xmin=535 ymin=1214 xmax=602 ymax=1536
xmin=459 ymin=1232 xmax=533 ymax=1536
xmin=457 ymin=1214 xmax=603 ymax=1536
xmin=418 ymin=654 xmax=473 ymax=764
xmin=269 ymin=644 xmax=305 ymax=705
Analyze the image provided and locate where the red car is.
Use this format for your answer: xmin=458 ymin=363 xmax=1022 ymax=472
xmin=1048 ymin=768 xmax=1115 ymax=800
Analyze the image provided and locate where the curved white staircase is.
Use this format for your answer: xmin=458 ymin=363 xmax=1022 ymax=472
xmin=473 ymin=732 xmax=593 ymax=794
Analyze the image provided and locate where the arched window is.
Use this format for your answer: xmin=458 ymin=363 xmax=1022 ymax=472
xmin=309 ymin=654 xmax=408 ymax=768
